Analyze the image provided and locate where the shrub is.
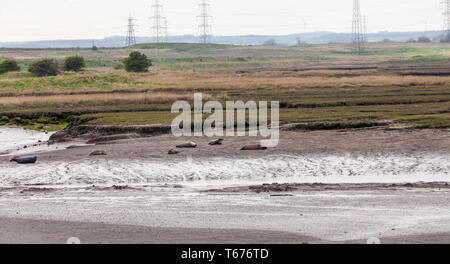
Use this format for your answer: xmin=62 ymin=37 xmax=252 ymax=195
xmin=28 ymin=59 xmax=60 ymax=77
xmin=0 ymin=59 xmax=20 ymax=74
xmin=92 ymin=45 xmax=98 ymax=51
xmin=123 ymin=51 xmax=152 ymax=72
xmin=62 ymin=55 xmax=86 ymax=72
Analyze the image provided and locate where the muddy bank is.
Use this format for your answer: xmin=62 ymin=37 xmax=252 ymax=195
xmin=0 ymin=217 xmax=325 ymax=244
xmin=49 ymin=124 xmax=172 ymax=143
xmin=5 ymin=182 xmax=450 ymax=197
xmin=205 ymin=182 xmax=450 ymax=194
xmin=38 ymin=128 xmax=450 ymax=162
xmin=280 ymin=121 xmax=394 ymax=131
xmin=3 ymin=217 xmax=448 ymax=244
xmin=1 ymin=129 xmax=449 ymax=187
xmin=49 ymin=120 xmax=399 ymax=144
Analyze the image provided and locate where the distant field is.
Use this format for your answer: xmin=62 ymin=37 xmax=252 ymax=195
xmin=1 ymin=42 xmax=449 ymax=70
xmin=0 ymin=42 xmax=449 ymax=131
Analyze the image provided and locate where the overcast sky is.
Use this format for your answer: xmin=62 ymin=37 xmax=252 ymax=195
xmin=0 ymin=0 xmax=444 ymax=42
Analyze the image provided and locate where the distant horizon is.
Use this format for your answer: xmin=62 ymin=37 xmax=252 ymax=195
xmin=0 ymin=29 xmax=446 ymax=44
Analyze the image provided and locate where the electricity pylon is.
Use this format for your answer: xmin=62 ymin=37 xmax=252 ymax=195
xmin=150 ymin=0 xmax=167 ymax=43
xmin=444 ymin=0 xmax=450 ymax=36
xmin=125 ymin=15 xmax=137 ymax=47
xmin=197 ymin=0 xmax=212 ymax=43
xmin=352 ymin=0 xmax=364 ymax=52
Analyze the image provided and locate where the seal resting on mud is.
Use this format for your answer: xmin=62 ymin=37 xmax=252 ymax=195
xmin=176 ymin=142 xmax=197 ymax=148
xmin=241 ymin=144 xmax=268 ymax=151
xmin=9 ymin=156 xmax=38 ymax=164
xmin=89 ymin=150 xmax=107 ymax=156
xmin=168 ymin=149 xmax=180 ymax=155
xmin=209 ymin=139 xmax=224 ymax=145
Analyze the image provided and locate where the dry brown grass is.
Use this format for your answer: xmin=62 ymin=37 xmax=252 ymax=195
xmin=0 ymin=92 xmax=212 ymax=106
xmin=2 ymin=68 xmax=448 ymax=104
xmin=130 ymin=69 xmax=450 ymax=91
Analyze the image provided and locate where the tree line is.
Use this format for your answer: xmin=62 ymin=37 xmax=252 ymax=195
xmin=0 ymin=51 xmax=152 ymax=77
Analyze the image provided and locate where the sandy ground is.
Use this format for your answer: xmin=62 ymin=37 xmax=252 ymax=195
xmin=0 ymin=128 xmax=449 ymax=244
xmin=1 ymin=218 xmax=449 ymax=244
xmin=0 ymin=218 xmax=324 ymax=244
xmin=1 ymin=184 xmax=449 ymax=244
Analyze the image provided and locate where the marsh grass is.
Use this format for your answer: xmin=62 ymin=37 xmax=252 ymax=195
xmin=0 ymin=92 xmax=209 ymax=106
xmin=1 ymin=42 xmax=449 ymax=129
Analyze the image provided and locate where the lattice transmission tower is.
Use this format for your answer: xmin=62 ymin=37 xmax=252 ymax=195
xmin=444 ymin=0 xmax=450 ymax=37
xmin=352 ymin=0 xmax=364 ymax=52
xmin=150 ymin=0 xmax=168 ymax=43
xmin=125 ymin=15 xmax=137 ymax=47
xmin=363 ymin=15 xmax=368 ymax=43
xmin=197 ymin=0 xmax=213 ymax=43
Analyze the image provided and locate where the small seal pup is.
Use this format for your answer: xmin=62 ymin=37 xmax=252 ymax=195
xmin=168 ymin=149 xmax=180 ymax=155
xmin=241 ymin=144 xmax=268 ymax=150
xmin=209 ymin=139 xmax=224 ymax=145
xmin=89 ymin=150 xmax=107 ymax=156
xmin=176 ymin=142 xmax=197 ymax=148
